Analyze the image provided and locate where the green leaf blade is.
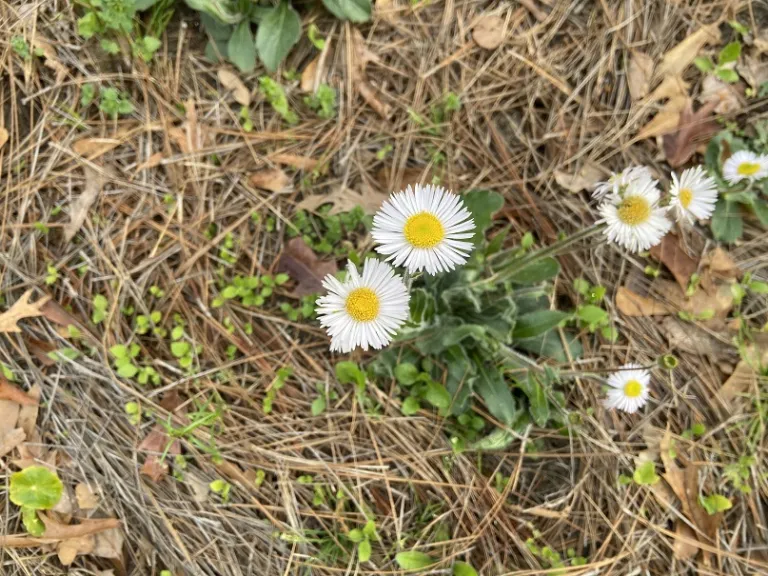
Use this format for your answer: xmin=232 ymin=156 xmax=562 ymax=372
xmin=512 ymin=310 xmax=569 ymax=340
xmin=321 ymin=0 xmax=372 ymax=22
xmin=395 ymin=551 xmax=436 ymax=571
xmin=228 ymin=20 xmax=256 ymax=72
xmin=255 ymin=2 xmax=301 ymax=72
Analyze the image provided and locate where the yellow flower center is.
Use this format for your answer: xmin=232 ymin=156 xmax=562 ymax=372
xmin=617 ymin=196 xmax=651 ymax=226
xmin=404 ymin=212 xmax=445 ymax=248
xmin=345 ymin=288 xmax=380 ymax=322
xmin=737 ymin=162 xmax=760 ymax=176
xmin=623 ymin=379 xmax=643 ymax=398
xmin=679 ymin=188 xmax=693 ymax=209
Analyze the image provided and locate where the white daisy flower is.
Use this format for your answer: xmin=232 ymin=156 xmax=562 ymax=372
xmin=723 ymin=150 xmax=768 ymax=184
xmin=316 ymin=259 xmax=410 ymax=353
xmin=603 ymin=363 xmax=651 ymax=414
xmin=371 ymin=184 xmax=476 ymax=275
xmin=668 ymin=166 xmax=718 ymax=224
xmin=592 ymin=165 xmax=654 ymax=200
xmin=598 ymin=178 xmax=672 ymax=253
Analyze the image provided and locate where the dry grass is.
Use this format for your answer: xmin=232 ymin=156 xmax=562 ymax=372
xmin=1 ymin=0 xmax=768 ymax=575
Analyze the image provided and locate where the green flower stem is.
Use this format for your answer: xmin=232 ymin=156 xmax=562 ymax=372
xmin=485 ymin=224 xmax=606 ymax=286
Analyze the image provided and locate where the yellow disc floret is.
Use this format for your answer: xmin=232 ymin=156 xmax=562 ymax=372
xmin=737 ymin=162 xmax=760 ymax=177
xmin=617 ymin=196 xmax=651 ymax=226
xmin=678 ymin=188 xmax=693 ymax=209
xmin=404 ymin=212 xmax=445 ymax=248
xmin=345 ymin=288 xmax=380 ymax=322
xmin=623 ymin=379 xmax=643 ymax=398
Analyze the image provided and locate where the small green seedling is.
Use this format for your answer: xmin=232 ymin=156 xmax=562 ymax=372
xmin=633 ymin=461 xmax=660 ymax=486
xmin=92 ymin=294 xmax=108 ymax=324
xmin=10 ymin=466 xmax=64 ymax=536
xmin=694 ymin=41 xmax=741 ymax=83
xmin=209 ymin=479 xmax=231 ymax=503
xmin=304 ymin=84 xmax=337 ymax=119
xmin=700 ymin=494 xmax=732 ymax=515
xmin=260 ymin=77 xmax=298 ymax=124
xmin=264 ymin=367 xmax=292 ymax=414
xmin=99 ymin=87 xmax=134 ymax=119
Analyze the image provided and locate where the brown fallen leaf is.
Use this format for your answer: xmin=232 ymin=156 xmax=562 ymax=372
xmin=0 ymin=400 xmax=21 ymax=443
xmin=554 ymin=163 xmax=604 ymax=193
xmin=0 ymin=428 xmax=25 ymax=458
xmin=218 ymin=69 xmax=251 ymax=106
xmin=41 ymin=514 xmax=121 ymax=541
xmin=472 ymin=15 xmax=505 ymax=50
xmin=32 ymin=38 xmax=68 ymax=83
xmin=637 ymin=96 xmax=690 ymax=140
xmin=717 ymin=346 xmax=768 ymax=410
xmin=276 ymin=238 xmax=338 ymax=297
xmin=75 ymin=483 xmax=99 ymax=510
xmin=663 ymin=99 xmax=719 ymax=167
xmin=135 ymin=152 xmax=165 ymax=172
xmin=269 ymin=153 xmax=319 ymax=171
xmin=673 ymin=521 xmax=700 ymax=560
xmin=0 ymin=127 xmax=8 ymax=150
xmin=301 ymin=54 xmax=321 ymax=93
xmin=138 ymin=392 xmax=184 ymax=482
xmin=645 ymin=75 xmax=689 ymax=104
xmin=351 ymin=28 xmax=391 ymax=118
xmin=72 ymin=137 xmax=124 ymax=159
xmin=296 ymin=184 xmax=388 ymax=215
xmin=25 ymin=337 xmax=57 ymax=367
xmin=0 ymin=290 xmax=51 ymax=334
xmin=0 ymin=378 xmax=38 ymax=406
xmin=628 ymin=52 xmax=655 ymax=100
xmin=649 ymin=234 xmax=698 ymax=290
xmin=655 ymin=25 xmax=721 ymax=79
xmin=661 ymin=317 xmax=725 ymax=357
xmin=702 ymin=247 xmax=740 ymax=280
xmin=91 ymin=527 xmax=124 ymax=559
xmin=249 ymin=168 xmax=292 ymax=193
xmin=58 ymin=535 xmax=94 ymax=566
xmin=737 ymin=56 xmax=768 ymax=89
xmin=64 ymin=165 xmax=107 ymax=242
xmin=616 ymin=286 xmax=672 ymax=316
xmin=168 ymin=99 xmax=203 ymax=154
xmin=699 ymin=75 xmax=745 ymax=115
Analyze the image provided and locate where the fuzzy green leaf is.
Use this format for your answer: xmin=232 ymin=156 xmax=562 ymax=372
xmin=394 ymin=363 xmax=420 ymax=386
xmin=718 ymin=41 xmax=741 ymax=65
xmin=228 ymin=20 xmax=256 ymax=72
xmin=22 ymin=507 xmax=45 ymax=536
xmin=10 ymin=466 xmax=64 ymax=510
xmin=255 ymin=2 xmax=301 ymax=72
xmin=700 ymin=494 xmax=732 ymax=515
xmin=474 ymin=361 xmax=517 ymax=426
xmin=423 ymin=381 xmax=451 ymax=410
xmin=358 ymin=538 xmax=372 ymax=562
xmin=512 ymin=310 xmax=569 ymax=340
xmin=335 ymin=361 xmax=365 ymax=389
xmin=462 ymin=190 xmax=504 ymax=244
xmin=321 ymin=0 xmax=371 ymax=22
xmin=116 ymin=363 xmax=139 ymax=378
xmin=311 ymin=396 xmax=326 ymax=416
xmin=693 ymin=56 xmax=714 ymax=73
xmin=633 ymin=461 xmax=660 ymax=486
xmin=171 ymin=341 xmax=191 ymax=358
xmin=509 ymin=257 xmax=560 ymax=284
xmin=711 ymin=198 xmax=743 ymax=243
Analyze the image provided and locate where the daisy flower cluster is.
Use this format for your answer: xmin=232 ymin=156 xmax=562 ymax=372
xmin=596 ymin=151 xmax=768 ymax=253
xmin=316 ymin=184 xmax=476 ymax=353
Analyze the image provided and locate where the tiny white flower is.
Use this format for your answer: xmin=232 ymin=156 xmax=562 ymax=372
xmin=603 ymin=363 xmax=651 ymax=414
xmin=592 ymin=166 xmax=654 ymax=200
xmin=668 ymin=166 xmax=719 ymax=224
xmin=316 ymin=259 xmax=410 ymax=353
xmin=723 ymin=150 xmax=768 ymax=184
xmin=598 ymin=178 xmax=672 ymax=253
xmin=371 ymin=184 xmax=476 ymax=275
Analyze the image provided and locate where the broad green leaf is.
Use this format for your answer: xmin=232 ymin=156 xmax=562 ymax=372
xmin=453 ymin=561 xmax=479 ymax=576
xmin=228 ymin=20 xmax=256 ymax=72
xmin=693 ymin=56 xmax=714 ymax=73
xmin=321 ymin=0 xmax=372 ymax=22
xmin=22 ymin=507 xmax=45 ymax=536
xmin=718 ymin=41 xmax=741 ymax=65
xmin=462 ymin=190 xmax=504 ymax=244
xmin=363 ymin=519 xmax=377 ymax=539
xmin=515 ymin=330 xmax=583 ymax=362
xmin=10 ymin=466 xmax=64 ymax=510
xmin=512 ymin=310 xmax=569 ymax=340
xmin=395 ymin=551 xmax=436 ymax=571
xmin=336 ymin=361 xmax=365 ymax=389
xmin=401 ymin=396 xmax=421 ymax=416
xmin=109 ymin=344 xmax=129 ymax=359
xmin=509 ymin=257 xmax=560 ymax=284
xmin=116 ymin=363 xmax=139 ymax=378
xmin=577 ymin=304 xmax=608 ymax=326
xmin=444 ymin=346 xmax=474 ymax=414
xmin=185 ymin=0 xmax=242 ymax=24
xmin=311 ymin=396 xmax=326 ymax=416
xmin=715 ymin=68 xmax=739 ymax=83
xmin=100 ymin=39 xmax=120 ymax=54
xmin=347 ymin=529 xmax=364 ymax=543
xmin=358 ymin=538 xmax=372 ymax=562
xmin=711 ymin=198 xmax=743 ymax=243
xmin=423 ymin=381 xmax=451 ymax=410
xmin=394 ymin=363 xmax=420 ymax=386
xmin=633 ymin=461 xmax=660 ymax=486
xmin=255 ymin=2 xmax=300 ymax=72
xmin=700 ymin=494 xmax=732 ymax=515
xmin=474 ymin=361 xmax=517 ymax=425
xmin=77 ymin=12 xmax=100 ymax=38
xmin=171 ymin=341 xmax=191 ymax=358
xmin=408 ymin=288 xmax=436 ymax=324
